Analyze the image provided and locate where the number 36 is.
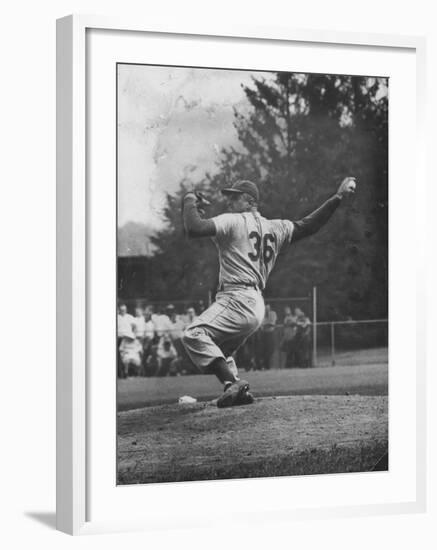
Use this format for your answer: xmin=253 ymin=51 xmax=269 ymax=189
xmin=248 ymin=232 xmax=275 ymax=265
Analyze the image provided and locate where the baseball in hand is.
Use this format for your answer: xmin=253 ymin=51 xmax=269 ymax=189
xmin=338 ymin=176 xmax=357 ymax=197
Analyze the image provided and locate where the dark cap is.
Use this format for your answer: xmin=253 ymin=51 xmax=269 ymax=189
xmin=221 ymin=180 xmax=259 ymax=202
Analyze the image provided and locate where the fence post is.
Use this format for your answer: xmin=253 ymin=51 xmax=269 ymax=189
xmin=312 ymin=286 xmax=317 ymax=367
xmin=331 ymin=322 xmax=336 ymax=366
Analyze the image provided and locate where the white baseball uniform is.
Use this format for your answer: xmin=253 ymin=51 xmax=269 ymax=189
xmin=182 ymin=211 xmax=295 ymax=371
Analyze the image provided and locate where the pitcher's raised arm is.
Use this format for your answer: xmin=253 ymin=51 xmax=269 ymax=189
xmin=182 ymin=192 xmax=216 ymax=238
xmin=292 ymin=177 xmax=356 ymax=242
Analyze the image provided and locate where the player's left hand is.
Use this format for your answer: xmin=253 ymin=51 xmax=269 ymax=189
xmin=182 ymin=191 xmax=210 ymax=216
xmin=183 ymin=192 xmax=198 ymax=203
xmin=337 ymin=176 xmax=357 ymax=198
xmin=183 ymin=191 xmax=211 ymax=205
xmin=194 ymin=191 xmax=211 ymax=206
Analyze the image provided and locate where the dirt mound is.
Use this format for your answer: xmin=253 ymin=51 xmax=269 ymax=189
xmin=117 ymin=395 xmax=388 ymax=484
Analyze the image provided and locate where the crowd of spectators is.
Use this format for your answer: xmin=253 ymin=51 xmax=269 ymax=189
xmin=117 ymin=301 xmax=312 ymax=378
xmin=236 ymin=304 xmax=312 ymax=371
xmin=117 ymin=303 xmax=203 ymax=378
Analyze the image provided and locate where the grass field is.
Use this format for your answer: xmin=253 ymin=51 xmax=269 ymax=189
xmin=117 ymin=361 xmax=388 ymax=484
xmin=117 ymin=362 xmax=388 ymax=411
xmin=315 ymin=347 xmax=388 ymax=368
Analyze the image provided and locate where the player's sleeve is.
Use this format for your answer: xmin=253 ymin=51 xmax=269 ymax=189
xmin=276 ymin=219 xmax=295 ymax=246
xmin=182 ymin=195 xmax=216 ymax=238
xmin=211 ymin=213 xmax=239 ymax=240
xmin=291 ymin=194 xmax=342 ymax=242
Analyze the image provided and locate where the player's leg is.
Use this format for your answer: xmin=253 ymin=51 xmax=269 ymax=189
xmin=182 ymin=290 xmax=263 ymax=407
xmin=182 ymin=324 xmax=237 ymax=384
xmin=182 ymin=332 xmax=251 ymax=407
xmin=225 ymin=356 xmax=239 ymax=378
xmin=183 ymin=295 xmax=261 ymax=378
xmin=214 ymin=327 xmax=259 ymax=406
xmin=181 ymin=295 xmax=251 ymax=405
xmin=182 ymin=296 xmax=233 ymax=374
xmin=216 ymin=293 xmax=264 ymax=406
xmin=219 ymin=299 xmax=264 ymax=372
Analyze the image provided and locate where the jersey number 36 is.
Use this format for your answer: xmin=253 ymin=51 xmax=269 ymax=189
xmin=248 ymin=232 xmax=275 ymax=266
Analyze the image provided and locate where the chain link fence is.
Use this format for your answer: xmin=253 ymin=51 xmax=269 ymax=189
xmin=117 ymin=291 xmax=387 ymax=376
xmin=313 ymin=319 xmax=388 ymax=368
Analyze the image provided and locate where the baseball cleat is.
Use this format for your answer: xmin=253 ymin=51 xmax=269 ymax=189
xmin=216 ymin=379 xmax=254 ymax=408
xmin=238 ymin=390 xmax=254 ymax=405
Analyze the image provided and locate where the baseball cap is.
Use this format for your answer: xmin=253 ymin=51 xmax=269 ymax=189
xmin=221 ymin=180 xmax=259 ymax=202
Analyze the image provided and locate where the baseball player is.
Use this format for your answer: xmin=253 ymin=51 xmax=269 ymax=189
xmin=181 ymin=177 xmax=356 ymax=407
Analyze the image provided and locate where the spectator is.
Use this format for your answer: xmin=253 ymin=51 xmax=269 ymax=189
xmin=258 ymin=303 xmax=277 ymax=369
xmin=152 ymin=306 xmax=172 ymax=338
xmin=133 ymin=305 xmax=145 ymax=374
xmin=293 ymin=308 xmax=312 ymax=368
xmin=168 ymin=304 xmax=184 ymax=345
xmin=117 ymin=304 xmax=135 ymax=339
xmin=133 ymin=306 xmax=146 ymax=339
xmin=167 ymin=305 xmax=198 ymax=375
xmin=281 ymin=306 xmax=298 ymax=368
xmin=143 ymin=307 xmax=155 ymax=342
xmin=119 ymin=331 xmax=143 ymax=377
xmin=184 ymin=306 xmax=198 ymax=326
xmin=132 ymin=306 xmax=156 ymax=375
xmin=166 ymin=305 xmax=184 ymax=338
xmin=156 ymin=335 xmax=179 ymax=376
xmin=117 ymin=304 xmax=135 ymax=378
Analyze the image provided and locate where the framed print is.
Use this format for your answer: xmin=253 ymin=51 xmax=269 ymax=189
xmin=56 ymin=15 xmax=427 ymax=535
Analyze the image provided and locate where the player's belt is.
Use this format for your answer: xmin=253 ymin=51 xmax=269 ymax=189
xmin=219 ymin=281 xmax=261 ymax=291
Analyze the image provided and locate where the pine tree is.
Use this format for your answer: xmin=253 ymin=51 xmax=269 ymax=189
xmin=143 ymin=72 xmax=388 ymax=319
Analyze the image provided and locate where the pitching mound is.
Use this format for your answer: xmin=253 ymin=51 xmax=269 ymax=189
xmin=117 ymin=395 xmax=388 ymax=484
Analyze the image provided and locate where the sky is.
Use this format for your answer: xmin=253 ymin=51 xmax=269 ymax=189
xmin=117 ymin=66 xmax=388 ymax=234
xmin=117 ymin=65 xmax=270 ymax=229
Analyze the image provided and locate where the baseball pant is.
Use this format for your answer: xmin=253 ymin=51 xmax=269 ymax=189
xmin=182 ymin=287 xmax=265 ymax=371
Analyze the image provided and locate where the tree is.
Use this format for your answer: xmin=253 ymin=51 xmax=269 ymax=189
xmin=138 ymin=72 xmax=388 ymax=320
